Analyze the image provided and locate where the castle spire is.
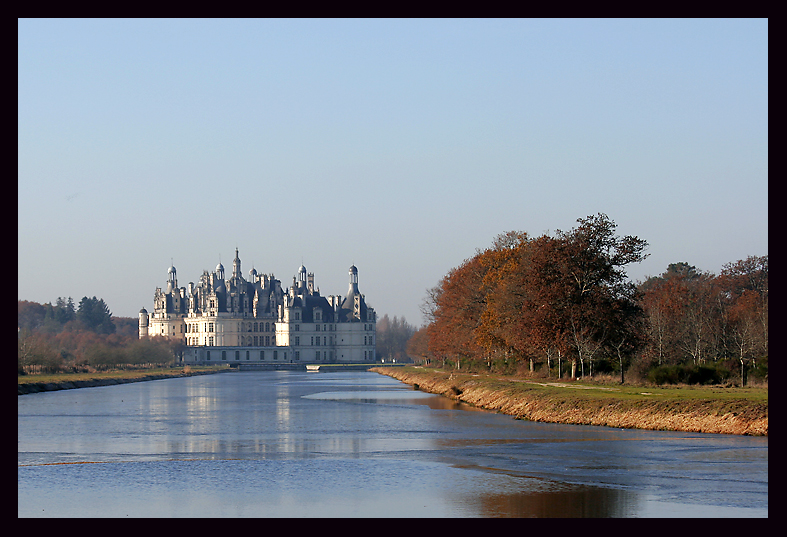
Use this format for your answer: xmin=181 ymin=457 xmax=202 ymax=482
xmin=233 ymin=247 xmax=241 ymax=278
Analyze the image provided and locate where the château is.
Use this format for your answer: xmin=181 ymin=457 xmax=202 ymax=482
xmin=139 ymin=249 xmax=376 ymax=364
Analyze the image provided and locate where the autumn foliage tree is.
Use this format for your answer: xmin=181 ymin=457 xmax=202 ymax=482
xmin=427 ymin=253 xmax=491 ymax=368
xmin=637 ymin=256 xmax=767 ymax=384
xmin=423 ymin=214 xmax=649 ymax=379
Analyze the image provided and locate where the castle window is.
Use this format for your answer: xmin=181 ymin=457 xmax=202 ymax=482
xmin=235 ymin=351 xmax=240 ymax=360
xmin=246 ymin=351 xmax=250 ymax=360
xmin=316 ymin=324 xmax=320 ymax=332
xmin=265 ymin=336 xmax=270 ymax=346
xmin=295 ymin=336 xmax=300 ymax=346
xmin=260 ymin=351 xmax=264 ymax=360
xmin=206 ymin=351 xmax=211 ymax=361
xmin=295 ymin=351 xmax=300 ymax=360
xmin=222 ymin=351 xmax=226 ymax=360
xmin=273 ymin=351 xmax=278 ymax=360
xmin=254 ymin=323 xmax=258 ymax=332
xmin=209 ymin=337 xmax=213 ymax=346
xmin=265 ymin=322 xmax=270 ymax=332
xmin=209 ymin=323 xmax=214 ymax=333
xmin=316 ymin=351 xmax=320 ymax=360
xmin=295 ymin=324 xmax=300 ymax=331
xmin=254 ymin=336 xmax=258 ymax=346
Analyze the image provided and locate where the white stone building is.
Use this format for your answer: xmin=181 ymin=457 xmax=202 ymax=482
xmin=140 ymin=250 xmax=376 ymax=364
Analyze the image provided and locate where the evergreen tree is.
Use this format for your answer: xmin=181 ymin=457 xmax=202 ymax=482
xmin=77 ymin=296 xmax=116 ymax=334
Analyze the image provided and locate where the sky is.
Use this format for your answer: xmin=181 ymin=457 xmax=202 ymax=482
xmin=18 ymin=19 xmax=768 ymax=326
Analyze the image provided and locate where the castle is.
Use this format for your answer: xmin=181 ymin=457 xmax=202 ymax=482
xmin=139 ymin=249 xmax=376 ymax=364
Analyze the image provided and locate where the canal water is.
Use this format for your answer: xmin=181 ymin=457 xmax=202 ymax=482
xmin=18 ymin=370 xmax=767 ymax=517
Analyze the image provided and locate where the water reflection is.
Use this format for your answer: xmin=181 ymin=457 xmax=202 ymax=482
xmin=456 ymin=481 xmax=637 ymax=518
xmin=303 ymin=389 xmax=485 ymax=411
xmin=18 ymin=371 xmax=767 ymax=517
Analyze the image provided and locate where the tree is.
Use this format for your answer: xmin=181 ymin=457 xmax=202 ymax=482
xmin=376 ymin=314 xmax=417 ymax=362
xmin=718 ymin=256 xmax=768 ymax=384
xmin=475 ymin=231 xmax=532 ymax=370
xmin=18 ymin=300 xmax=46 ymax=332
xmin=77 ymin=296 xmax=116 ymax=334
xmin=406 ymin=326 xmax=431 ymax=364
xmin=526 ymin=214 xmax=648 ymax=378
xmin=427 ymin=253 xmax=490 ymax=369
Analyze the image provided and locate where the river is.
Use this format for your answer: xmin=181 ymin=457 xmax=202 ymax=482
xmin=18 ymin=370 xmax=767 ymax=517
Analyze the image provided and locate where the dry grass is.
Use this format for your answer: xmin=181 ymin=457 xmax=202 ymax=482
xmin=371 ymin=366 xmax=767 ymax=436
xmin=18 ymin=365 xmax=228 ymax=386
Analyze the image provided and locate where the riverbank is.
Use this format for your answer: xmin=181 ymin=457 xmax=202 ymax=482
xmin=17 ymin=366 xmax=231 ymax=395
xmin=371 ymin=366 xmax=768 ymax=436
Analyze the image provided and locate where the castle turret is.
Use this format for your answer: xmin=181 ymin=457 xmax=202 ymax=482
xmin=232 ymin=248 xmax=241 ymax=279
xmin=139 ymin=308 xmax=149 ymax=339
xmin=347 ymin=265 xmax=360 ymax=295
xmin=167 ymin=264 xmax=177 ymax=293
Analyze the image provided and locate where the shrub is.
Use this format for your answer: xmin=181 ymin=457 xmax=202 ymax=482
xmin=647 ymin=363 xmax=733 ymax=385
xmin=750 ymin=356 xmax=768 ymax=381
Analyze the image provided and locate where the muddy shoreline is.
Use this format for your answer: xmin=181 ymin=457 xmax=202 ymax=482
xmin=371 ymin=367 xmax=767 ymax=436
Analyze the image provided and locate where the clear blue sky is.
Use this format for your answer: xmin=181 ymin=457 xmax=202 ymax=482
xmin=18 ymin=19 xmax=768 ymax=326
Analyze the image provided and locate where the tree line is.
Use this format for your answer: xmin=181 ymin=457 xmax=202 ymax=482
xmin=18 ymin=296 xmax=180 ymax=374
xmin=406 ymin=214 xmax=767 ymax=386
xmin=375 ymin=314 xmax=417 ymax=363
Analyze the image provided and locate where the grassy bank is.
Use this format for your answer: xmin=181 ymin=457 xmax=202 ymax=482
xmin=371 ymin=366 xmax=768 ymax=436
xmin=18 ymin=365 xmax=231 ymax=395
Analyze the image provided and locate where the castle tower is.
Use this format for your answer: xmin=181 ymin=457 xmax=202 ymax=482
xmin=232 ymin=248 xmax=241 ymax=279
xmin=348 ymin=265 xmax=360 ymax=295
xmin=167 ymin=264 xmax=177 ymax=293
xmin=138 ymin=307 xmax=149 ymax=339
xmin=297 ymin=264 xmax=307 ymax=289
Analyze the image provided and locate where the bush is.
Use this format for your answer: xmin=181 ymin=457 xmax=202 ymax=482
xmin=750 ymin=356 xmax=768 ymax=381
xmin=647 ymin=363 xmax=732 ymax=385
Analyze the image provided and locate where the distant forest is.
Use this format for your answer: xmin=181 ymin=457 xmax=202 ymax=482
xmin=18 ymin=296 xmax=180 ymax=374
xmin=405 ymin=214 xmax=767 ymax=386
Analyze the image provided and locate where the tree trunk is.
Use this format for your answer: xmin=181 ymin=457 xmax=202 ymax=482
xmin=557 ymin=350 xmax=562 ymax=379
xmin=571 ymin=359 xmax=576 ymax=379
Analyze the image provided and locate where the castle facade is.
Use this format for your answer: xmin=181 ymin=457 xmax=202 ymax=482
xmin=139 ymin=249 xmax=376 ymax=364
